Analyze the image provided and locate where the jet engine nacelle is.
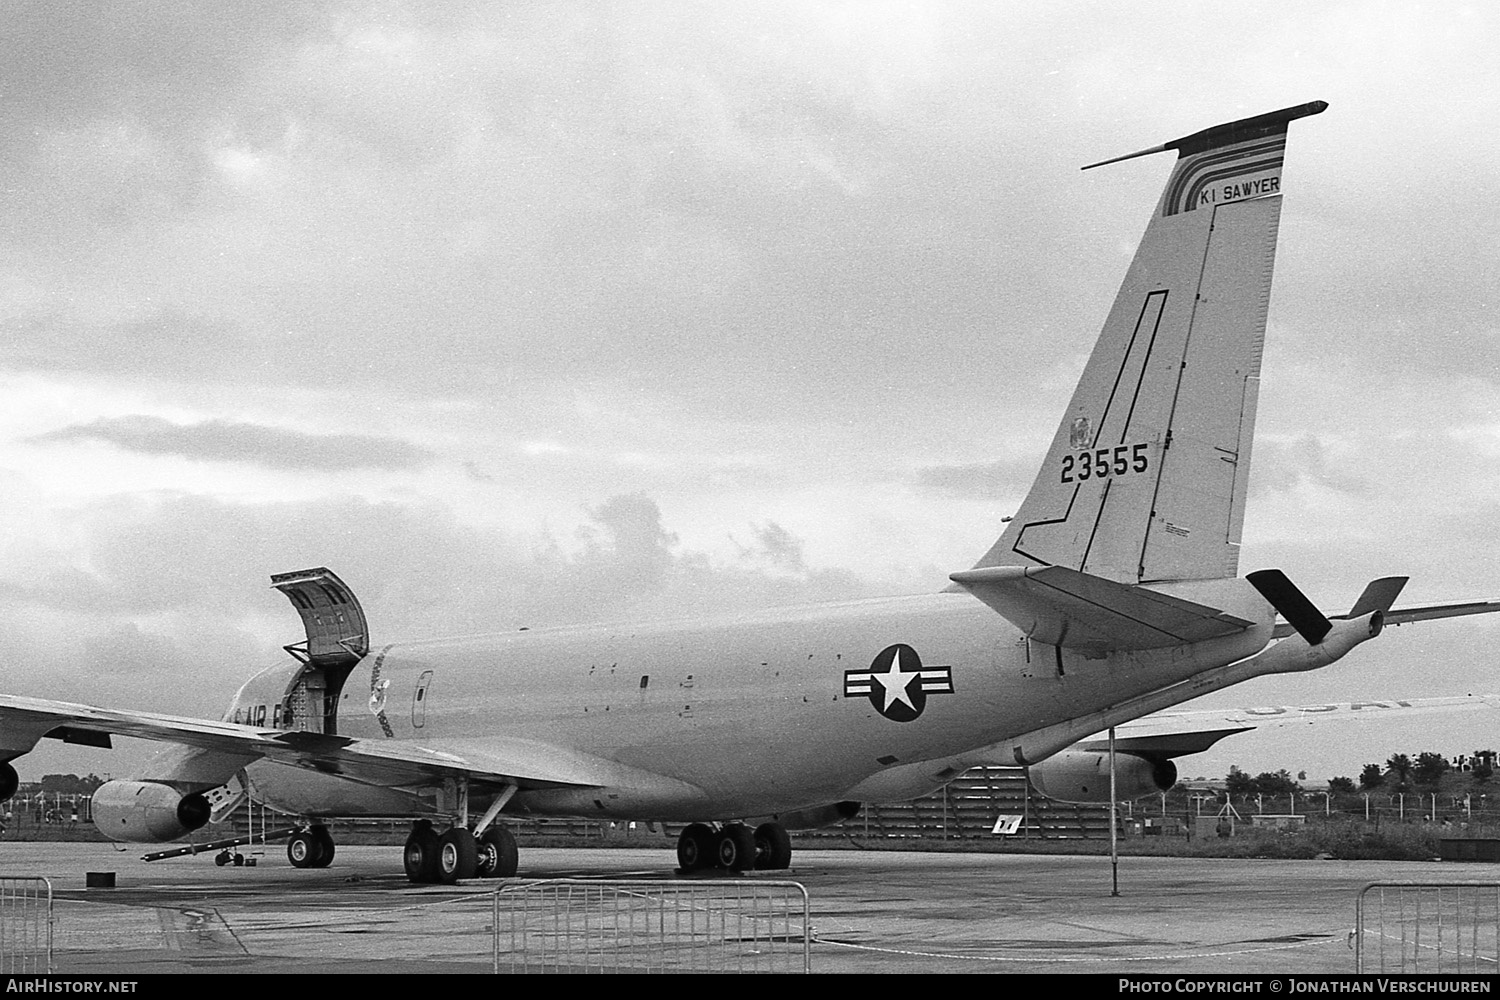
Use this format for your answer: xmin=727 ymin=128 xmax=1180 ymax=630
xmin=91 ymin=780 xmax=212 ymax=843
xmin=1028 ymin=751 xmax=1177 ymax=804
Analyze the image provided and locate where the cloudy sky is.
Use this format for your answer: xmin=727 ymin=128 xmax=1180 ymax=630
xmin=2 ymin=2 xmax=1498 ymax=783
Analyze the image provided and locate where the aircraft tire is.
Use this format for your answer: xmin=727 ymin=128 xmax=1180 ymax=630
xmin=753 ymin=822 xmax=793 ymax=870
xmin=287 ymin=830 xmax=323 ymax=869
xmin=437 ymin=828 xmax=479 ymax=884
xmin=311 ymin=825 xmax=335 ymax=868
xmin=404 ymin=824 xmax=440 ymax=883
xmin=716 ymin=824 xmax=756 ymax=872
xmin=477 ymin=827 xmax=518 ymax=878
xmin=676 ymin=823 xmax=715 ymax=872
xmin=0 ymin=761 xmax=17 ymax=801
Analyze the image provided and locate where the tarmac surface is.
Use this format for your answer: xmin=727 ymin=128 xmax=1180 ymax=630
xmin=1 ymin=840 xmax=1492 ymax=974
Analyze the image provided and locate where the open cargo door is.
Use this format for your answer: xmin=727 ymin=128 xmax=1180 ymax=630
xmin=270 ymin=567 xmax=369 ymax=735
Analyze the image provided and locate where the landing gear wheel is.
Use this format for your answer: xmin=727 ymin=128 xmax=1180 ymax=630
xmin=677 ymin=823 xmax=715 ymax=872
xmin=754 ymin=822 xmax=793 ymax=870
xmin=403 ymin=822 xmax=440 ymax=884
xmin=287 ymin=830 xmax=324 ymax=869
xmin=716 ymin=823 xmax=756 ymax=872
xmin=476 ymin=827 xmax=518 ymax=878
xmin=310 ymin=825 xmax=335 ymax=868
xmin=437 ymin=828 xmax=478 ymax=883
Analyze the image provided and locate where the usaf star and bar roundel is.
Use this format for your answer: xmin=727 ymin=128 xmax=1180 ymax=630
xmin=844 ymin=644 xmax=955 ymax=722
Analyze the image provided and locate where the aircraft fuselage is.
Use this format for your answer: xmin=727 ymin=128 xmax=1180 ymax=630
xmin=228 ymin=591 xmax=1272 ymax=822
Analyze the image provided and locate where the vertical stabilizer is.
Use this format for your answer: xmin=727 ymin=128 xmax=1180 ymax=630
xmin=970 ymin=102 xmax=1326 ymax=584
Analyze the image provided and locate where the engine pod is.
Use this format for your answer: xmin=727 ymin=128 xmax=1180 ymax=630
xmin=1027 ymin=750 xmax=1176 ymax=803
xmin=91 ymin=780 xmax=211 ymax=843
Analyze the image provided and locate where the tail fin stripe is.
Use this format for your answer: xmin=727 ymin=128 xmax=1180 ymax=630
xmin=1164 ymin=137 xmax=1286 ymax=217
xmin=1016 ymin=289 xmax=1168 ymax=567
xmin=1013 ymin=489 xmax=1080 ymax=567
xmin=1164 ymin=136 xmax=1284 ymax=210
xmin=1077 ymin=478 xmax=1113 ymax=571
xmin=1180 ymin=153 xmax=1288 ymax=217
xmin=1093 ymin=290 xmax=1168 ymax=449
xmin=1119 ymin=290 xmax=1171 ymax=442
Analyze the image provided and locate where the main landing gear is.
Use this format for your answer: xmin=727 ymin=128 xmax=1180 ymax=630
xmin=403 ymin=820 xmax=519 ymax=884
xmin=676 ymin=822 xmax=793 ymax=874
xmin=286 ymin=824 xmax=335 ymax=869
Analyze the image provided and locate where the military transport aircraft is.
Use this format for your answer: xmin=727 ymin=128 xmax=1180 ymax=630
xmin=3 ymin=100 xmax=1497 ymax=883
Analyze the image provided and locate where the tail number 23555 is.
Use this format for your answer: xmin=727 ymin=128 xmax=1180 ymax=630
xmin=1061 ymin=443 xmax=1150 ymax=483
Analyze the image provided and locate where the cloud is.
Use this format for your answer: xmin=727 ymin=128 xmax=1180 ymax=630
xmin=737 ymin=521 xmax=807 ymax=573
xmin=1249 ymin=435 xmax=1369 ymax=496
xmin=31 ymin=415 xmax=435 ymax=471
xmin=916 ymin=458 xmax=1037 ymax=501
xmin=0 ymin=489 xmax=878 ymax=698
xmin=572 ymin=492 xmax=680 ymax=593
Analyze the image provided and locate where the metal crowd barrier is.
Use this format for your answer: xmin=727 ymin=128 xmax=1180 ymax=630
xmin=1354 ymin=882 xmax=1500 ymax=973
xmin=493 ymin=879 xmax=811 ymax=973
xmin=0 ymin=877 xmax=53 ymax=973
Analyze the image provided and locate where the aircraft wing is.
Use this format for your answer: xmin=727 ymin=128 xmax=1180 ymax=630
xmin=0 ymin=694 xmax=651 ymax=792
xmin=1073 ymin=694 xmax=1500 ymax=758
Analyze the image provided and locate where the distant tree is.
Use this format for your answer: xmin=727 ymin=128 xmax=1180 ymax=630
xmin=1328 ymin=776 xmax=1357 ymax=794
xmin=1359 ymin=764 xmax=1385 ymax=790
xmin=1473 ymin=758 xmax=1494 ymax=785
xmin=39 ymin=774 xmax=105 ymax=795
xmin=1386 ymin=754 xmax=1414 ymax=789
xmin=1412 ymin=752 xmax=1451 ymax=788
xmin=1225 ymin=766 xmax=1256 ymax=798
xmin=1254 ymin=770 xmax=1300 ymax=798
xmin=1297 ymin=770 xmax=1307 ymax=781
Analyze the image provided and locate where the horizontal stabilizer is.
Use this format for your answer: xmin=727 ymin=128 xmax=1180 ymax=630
xmin=1246 ymin=569 xmax=1331 ymax=644
xmin=1272 ymin=596 xmax=1500 ymax=638
xmin=1344 ymin=576 xmax=1408 ymax=619
xmin=948 ymin=564 xmax=1254 ymax=651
